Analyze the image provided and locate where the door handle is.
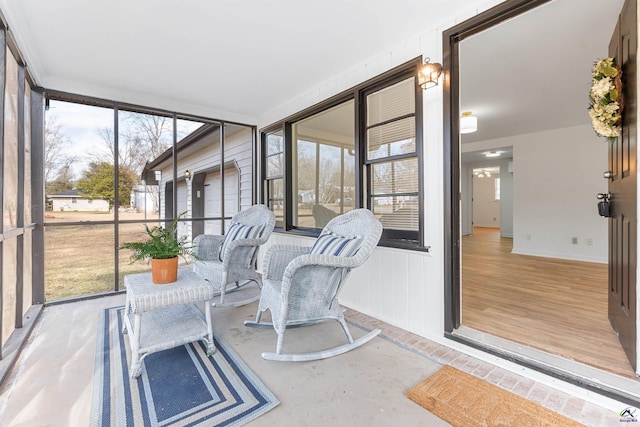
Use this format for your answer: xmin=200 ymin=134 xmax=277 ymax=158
xmin=597 ymin=193 xmax=612 ymax=217
xmin=603 ymin=171 xmax=613 ymax=179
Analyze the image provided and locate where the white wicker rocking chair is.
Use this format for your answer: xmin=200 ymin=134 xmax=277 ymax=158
xmin=245 ymin=208 xmax=383 ymax=361
xmin=192 ymin=204 xmax=275 ymax=307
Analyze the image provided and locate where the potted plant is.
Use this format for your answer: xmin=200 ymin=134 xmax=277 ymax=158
xmin=120 ymin=214 xmax=194 ymax=284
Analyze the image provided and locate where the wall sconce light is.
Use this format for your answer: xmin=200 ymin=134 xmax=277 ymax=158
xmin=184 ymin=170 xmax=191 ymax=181
xmin=460 ymin=111 xmax=478 ymax=134
xmin=418 ymin=57 xmax=443 ymax=90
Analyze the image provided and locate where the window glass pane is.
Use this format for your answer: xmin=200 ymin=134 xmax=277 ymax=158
xmin=24 ymin=82 xmax=32 ymax=224
xmin=264 ymin=130 xmax=284 ymax=226
xmin=294 ymin=139 xmax=317 ymax=227
xmin=267 ymin=132 xmax=284 ymax=155
xmin=292 ymin=100 xmax=355 ymax=228
xmin=23 ymin=229 xmax=33 ymax=316
xmin=4 ymin=47 xmax=18 ymax=230
xmin=367 ymin=117 xmax=415 ymax=160
xmin=45 ymin=101 xmax=115 ymax=222
xmin=371 ymin=158 xmax=419 ymax=231
xmin=267 ymin=154 xmax=283 ymax=178
xmin=373 ymin=199 xmax=419 ymax=231
xmin=223 ymin=124 xmax=251 ymax=221
xmin=268 ymin=178 xmax=284 ymax=225
xmin=371 ymin=158 xmax=418 ymax=195
xmin=45 ymin=224 xmax=115 ymax=300
xmin=2 ymin=238 xmax=17 ymax=346
xmin=366 ymin=77 xmax=415 ymax=126
xmin=119 ymin=109 xmax=176 ymax=223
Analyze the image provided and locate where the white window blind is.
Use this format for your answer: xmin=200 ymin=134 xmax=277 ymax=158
xmin=366 ymin=78 xmax=415 ymax=126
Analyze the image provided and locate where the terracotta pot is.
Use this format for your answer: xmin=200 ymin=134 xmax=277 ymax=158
xmin=151 ymin=257 xmax=178 ymax=284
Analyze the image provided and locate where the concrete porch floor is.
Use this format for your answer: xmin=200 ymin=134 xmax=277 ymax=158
xmin=0 ymin=294 xmax=627 ymax=426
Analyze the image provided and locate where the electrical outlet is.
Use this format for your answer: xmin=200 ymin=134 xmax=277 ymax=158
xmin=571 ymin=237 xmax=578 ymax=245
xmin=586 ymin=238 xmax=593 ymax=246
xmin=526 ymin=234 xmax=531 ymax=241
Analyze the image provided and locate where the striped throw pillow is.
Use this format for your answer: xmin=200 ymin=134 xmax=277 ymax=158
xmin=219 ymin=222 xmax=264 ymax=261
xmin=310 ymin=233 xmax=362 ymax=257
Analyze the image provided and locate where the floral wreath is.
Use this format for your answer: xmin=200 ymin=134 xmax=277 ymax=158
xmin=589 ymin=57 xmax=623 ymax=141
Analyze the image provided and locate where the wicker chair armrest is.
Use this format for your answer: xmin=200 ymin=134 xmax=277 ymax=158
xmin=221 ymin=237 xmax=268 ymax=267
xmin=193 ymin=234 xmax=224 ymax=261
xmin=282 ymin=253 xmax=360 ymax=282
xmin=263 ymin=245 xmax=311 ymax=280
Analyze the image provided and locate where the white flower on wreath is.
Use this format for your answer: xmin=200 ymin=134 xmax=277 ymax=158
xmin=588 ymin=57 xmax=623 ymax=142
xmin=590 ymin=78 xmax=613 ymax=99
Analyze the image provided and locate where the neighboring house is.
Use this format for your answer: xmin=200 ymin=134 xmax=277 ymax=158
xmin=141 ymin=123 xmax=253 ymax=241
xmin=297 ymin=190 xmax=315 ymax=204
xmin=48 ymin=189 xmax=109 ymax=212
xmin=129 ymin=184 xmax=157 ymax=214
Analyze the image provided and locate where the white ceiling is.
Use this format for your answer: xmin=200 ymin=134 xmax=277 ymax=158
xmin=460 ymin=0 xmax=624 ymax=145
xmin=0 ymin=0 xmax=492 ymax=124
xmin=0 ymin=0 xmax=625 ymax=141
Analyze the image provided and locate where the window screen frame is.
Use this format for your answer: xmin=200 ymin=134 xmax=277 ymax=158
xmin=361 ymin=73 xmax=423 ymax=246
xmin=261 ymin=127 xmax=286 ymax=229
xmin=258 ymin=57 xmax=426 ymax=250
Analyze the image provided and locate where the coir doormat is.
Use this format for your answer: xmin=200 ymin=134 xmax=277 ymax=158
xmin=406 ymin=365 xmax=583 ymax=426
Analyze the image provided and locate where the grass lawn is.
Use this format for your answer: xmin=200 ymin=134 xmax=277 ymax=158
xmin=44 ymin=211 xmax=191 ymax=301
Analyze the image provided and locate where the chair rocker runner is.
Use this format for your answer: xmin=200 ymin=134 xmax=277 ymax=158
xmin=193 ymin=204 xmax=275 ymax=308
xmin=245 ymin=208 xmax=383 ymax=361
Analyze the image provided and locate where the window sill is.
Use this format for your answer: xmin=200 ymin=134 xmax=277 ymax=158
xmin=272 ymin=229 xmax=430 ymax=252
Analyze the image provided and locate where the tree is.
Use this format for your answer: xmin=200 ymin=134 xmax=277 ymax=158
xmin=76 ymin=162 xmax=138 ymax=209
xmin=46 ymin=164 xmax=75 ymax=195
xmin=44 ymin=116 xmax=77 ymax=193
xmin=94 ymin=113 xmax=173 ymax=177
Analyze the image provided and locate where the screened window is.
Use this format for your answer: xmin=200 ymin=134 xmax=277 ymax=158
xmin=366 ymin=77 xmax=420 ymax=242
xmin=292 ymin=100 xmax=355 ymax=229
xmin=264 ymin=130 xmax=284 ymax=227
xmin=260 ymin=59 xmax=423 ymax=248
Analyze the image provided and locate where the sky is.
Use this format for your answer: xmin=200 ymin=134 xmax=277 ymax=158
xmin=46 ymin=100 xmax=203 ymax=181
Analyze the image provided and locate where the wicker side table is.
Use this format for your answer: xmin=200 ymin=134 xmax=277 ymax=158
xmin=123 ymin=268 xmax=215 ymax=378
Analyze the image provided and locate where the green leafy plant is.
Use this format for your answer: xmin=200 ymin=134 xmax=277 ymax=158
xmin=119 ymin=214 xmax=195 ymax=262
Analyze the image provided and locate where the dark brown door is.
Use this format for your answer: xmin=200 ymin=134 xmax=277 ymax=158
xmin=608 ymin=0 xmax=637 ymax=372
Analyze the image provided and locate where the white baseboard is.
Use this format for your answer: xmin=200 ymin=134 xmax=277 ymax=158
xmin=511 ymin=247 xmax=607 ymax=264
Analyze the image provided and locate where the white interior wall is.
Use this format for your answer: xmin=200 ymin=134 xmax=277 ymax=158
xmin=473 ymin=175 xmax=500 ymax=228
xmin=500 ymin=162 xmax=514 ymax=238
xmin=512 ymin=125 xmax=607 ymax=263
xmin=461 ymin=158 xmax=513 ymax=237
xmin=463 ymin=124 xmax=607 ymax=263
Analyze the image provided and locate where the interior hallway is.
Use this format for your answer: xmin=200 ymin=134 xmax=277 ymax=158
xmin=462 ymin=227 xmax=634 ymax=379
xmin=0 ymin=294 xmax=623 ymax=426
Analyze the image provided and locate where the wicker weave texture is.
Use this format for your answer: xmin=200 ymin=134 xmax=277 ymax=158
xmin=258 ymin=209 xmax=382 ymax=336
xmin=192 ymin=204 xmax=275 ymax=293
xmin=124 ymin=269 xmax=214 ymax=313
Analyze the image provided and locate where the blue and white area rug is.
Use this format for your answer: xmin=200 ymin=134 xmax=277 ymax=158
xmin=91 ymin=307 xmax=279 ymax=426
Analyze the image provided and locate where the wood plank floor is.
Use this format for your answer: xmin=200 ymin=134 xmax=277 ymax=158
xmin=462 ymin=227 xmax=636 ymax=379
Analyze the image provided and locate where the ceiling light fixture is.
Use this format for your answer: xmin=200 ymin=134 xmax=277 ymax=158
xmin=460 ymin=111 xmax=478 ymax=134
xmin=474 ymin=169 xmax=491 ymax=178
xmin=418 ymin=57 xmax=443 ymax=90
xmin=485 ymin=151 xmax=501 ymax=157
